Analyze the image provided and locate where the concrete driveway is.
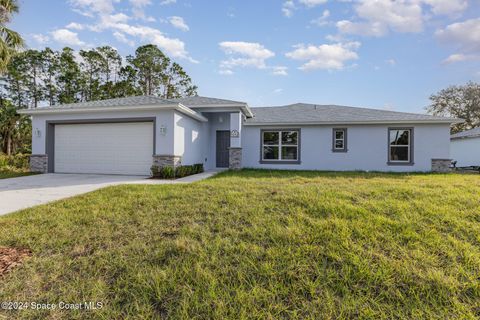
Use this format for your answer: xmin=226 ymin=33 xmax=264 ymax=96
xmin=0 ymin=171 xmax=218 ymax=216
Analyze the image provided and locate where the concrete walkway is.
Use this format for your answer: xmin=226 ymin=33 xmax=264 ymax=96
xmin=0 ymin=171 xmax=220 ymax=216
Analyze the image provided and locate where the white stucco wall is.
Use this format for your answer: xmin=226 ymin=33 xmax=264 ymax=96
xmin=242 ymin=123 xmax=451 ymax=172
xmin=31 ymin=109 xmax=176 ymax=156
xmin=173 ymin=111 xmax=207 ymax=166
xmin=450 ymin=137 xmax=480 ymax=167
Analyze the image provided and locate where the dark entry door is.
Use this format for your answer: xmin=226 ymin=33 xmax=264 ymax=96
xmin=216 ymin=130 xmax=230 ymax=168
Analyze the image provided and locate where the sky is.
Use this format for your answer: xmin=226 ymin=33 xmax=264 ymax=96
xmin=9 ymin=0 xmax=480 ymax=113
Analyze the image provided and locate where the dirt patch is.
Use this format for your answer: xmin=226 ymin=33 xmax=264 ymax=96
xmin=0 ymin=247 xmax=32 ymax=277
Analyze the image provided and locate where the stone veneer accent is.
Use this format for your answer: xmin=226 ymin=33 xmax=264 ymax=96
xmin=229 ymin=147 xmax=242 ymax=170
xmin=30 ymin=154 xmax=48 ymax=173
xmin=153 ymin=155 xmax=182 ymax=168
xmin=431 ymin=159 xmax=451 ymax=173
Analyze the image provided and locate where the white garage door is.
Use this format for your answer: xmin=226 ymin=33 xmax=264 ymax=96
xmin=54 ymin=122 xmax=153 ymax=175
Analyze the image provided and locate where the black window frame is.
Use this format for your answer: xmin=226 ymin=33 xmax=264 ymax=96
xmin=260 ymin=129 xmax=301 ymax=164
xmin=387 ymin=127 xmax=414 ymax=166
xmin=332 ymin=128 xmax=348 ymax=153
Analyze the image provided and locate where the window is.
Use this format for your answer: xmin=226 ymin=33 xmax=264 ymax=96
xmin=388 ymin=128 xmax=413 ymax=164
xmin=332 ymin=128 xmax=347 ymax=152
xmin=261 ymin=129 xmax=300 ymax=163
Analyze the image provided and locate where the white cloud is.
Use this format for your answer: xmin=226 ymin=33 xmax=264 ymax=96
xmin=129 ymin=0 xmax=155 ymax=21
xmin=282 ymin=1 xmax=295 ymax=17
xmin=70 ymin=0 xmax=119 ymax=16
xmin=66 ymin=22 xmax=85 ymax=30
xmin=443 ymin=54 xmax=479 ymax=64
xmin=286 ymin=42 xmax=360 ymax=71
xmin=51 ymin=29 xmax=86 ymax=46
xmin=386 ymin=59 xmax=396 ymax=66
xmin=272 ymin=66 xmax=288 ymax=76
xmin=335 ymin=0 xmax=468 ymax=38
xmin=436 ymin=18 xmax=480 ymax=53
xmin=311 ymin=9 xmax=330 ymax=27
xmin=299 ymin=0 xmax=327 ymax=7
xmin=219 ymin=41 xmax=275 ymax=72
xmin=160 ymin=0 xmax=176 ymax=5
xmin=32 ymin=34 xmax=49 ymax=44
xmin=67 ymin=0 xmax=195 ymax=62
xmin=113 ymin=31 xmax=134 ymax=46
xmin=423 ymin=0 xmax=467 ymax=16
xmin=168 ymin=16 xmax=189 ymax=32
xmin=436 ymin=18 xmax=480 ymax=63
xmin=337 ymin=0 xmax=423 ymax=37
xmin=219 ymin=69 xmax=234 ymax=75
xmin=109 ymin=23 xmax=195 ymax=61
xmin=273 ymin=88 xmax=283 ymax=94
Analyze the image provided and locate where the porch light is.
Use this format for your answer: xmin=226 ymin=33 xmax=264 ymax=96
xmin=159 ymin=125 xmax=167 ymax=136
xmin=34 ymin=128 xmax=41 ymax=137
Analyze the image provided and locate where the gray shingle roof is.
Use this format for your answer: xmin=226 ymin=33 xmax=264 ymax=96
xmin=246 ymin=103 xmax=459 ymax=124
xmin=39 ymin=96 xmax=174 ymax=110
xmin=171 ymin=96 xmax=246 ymax=106
xmin=451 ymin=127 xmax=480 ymax=139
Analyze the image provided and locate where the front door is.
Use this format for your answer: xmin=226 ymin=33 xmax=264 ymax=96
xmin=216 ymin=130 xmax=230 ymax=168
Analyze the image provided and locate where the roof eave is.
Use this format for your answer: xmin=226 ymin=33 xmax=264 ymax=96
xmin=18 ymin=103 xmax=208 ymax=122
xmin=185 ymin=103 xmax=253 ymax=118
xmin=244 ymin=119 xmax=462 ymax=126
xmin=451 ymin=134 xmax=480 ymax=140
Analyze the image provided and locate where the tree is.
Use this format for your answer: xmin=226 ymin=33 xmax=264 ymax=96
xmin=40 ymin=48 xmax=59 ymax=106
xmin=0 ymin=0 xmax=23 ymax=72
xmin=427 ymin=82 xmax=480 ymax=133
xmin=21 ymin=49 xmax=43 ymax=108
xmin=79 ymin=48 xmax=104 ymax=101
xmin=126 ymin=44 xmax=197 ymax=98
xmin=56 ymin=47 xmax=82 ymax=104
xmin=164 ymin=62 xmax=198 ymax=99
xmin=127 ymin=44 xmax=169 ymax=96
xmin=0 ymin=99 xmax=29 ymax=154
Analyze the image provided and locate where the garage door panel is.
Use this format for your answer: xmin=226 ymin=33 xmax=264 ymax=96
xmin=54 ymin=122 xmax=153 ymax=175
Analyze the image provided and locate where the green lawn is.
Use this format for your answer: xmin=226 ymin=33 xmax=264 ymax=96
xmin=0 ymin=170 xmax=479 ymax=319
xmin=0 ymin=171 xmax=36 ymax=179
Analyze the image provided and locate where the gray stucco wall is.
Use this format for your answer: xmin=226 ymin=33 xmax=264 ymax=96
xmin=242 ymin=123 xmax=451 ymax=172
xmin=173 ymin=111 xmax=207 ymax=166
xmin=205 ymin=112 xmax=232 ymax=170
xmin=450 ymin=136 xmax=480 ymax=167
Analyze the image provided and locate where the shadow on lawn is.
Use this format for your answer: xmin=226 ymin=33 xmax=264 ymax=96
xmin=209 ymin=168 xmax=451 ymax=180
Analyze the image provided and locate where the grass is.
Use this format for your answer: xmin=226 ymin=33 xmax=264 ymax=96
xmin=0 ymin=170 xmax=36 ymax=179
xmin=0 ymin=169 xmax=479 ymax=319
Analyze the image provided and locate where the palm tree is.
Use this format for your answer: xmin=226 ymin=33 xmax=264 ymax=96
xmin=0 ymin=0 xmax=23 ymax=72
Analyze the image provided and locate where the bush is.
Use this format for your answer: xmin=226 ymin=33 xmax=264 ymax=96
xmin=150 ymin=165 xmax=175 ymax=179
xmin=175 ymin=165 xmax=193 ymax=178
xmin=160 ymin=166 xmax=175 ymax=179
xmin=0 ymin=153 xmax=30 ymax=171
xmin=151 ymin=164 xmax=203 ymax=179
xmin=192 ymin=163 xmax=204 ymax=174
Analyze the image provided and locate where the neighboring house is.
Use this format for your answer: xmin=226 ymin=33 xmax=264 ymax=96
xmin=450 ymin=127 xmax=480 ymax=167
xmin=19 ymin=96 xmax=460 ymax=175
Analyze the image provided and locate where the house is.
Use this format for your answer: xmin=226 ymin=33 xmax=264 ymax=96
xmin=18 ymin=95 xmax=460 ymax=175
xmin=450 ymin=127 xmax=480 ymax=167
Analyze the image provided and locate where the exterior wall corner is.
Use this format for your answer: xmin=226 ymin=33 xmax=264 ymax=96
xmin=30 ymin=154 xmax=48 ymax=173
xmin=431 ymin=158 xmax=451 ymax=173
xmin=153 ymin=154 xmax=182 ymax=168
xmin=229 ymin=147 xmax=242 ymax=170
